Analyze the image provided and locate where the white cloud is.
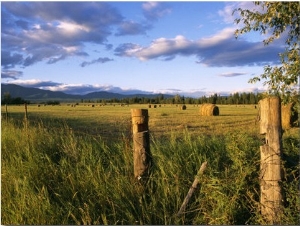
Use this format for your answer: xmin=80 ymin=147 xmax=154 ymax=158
xmin=218 ymin=2 xmax=262 ymax=25
xmin=198 ymin=27 xmax=236 ymax=47
xmin=142 ymin=2 xmax=171 ymax=21
xmin=217 ymin=72 xmax=248 ymax=77
xmin=5 ymin=79 xmax=63 ymax=88
xmin=115 ymin=27 xmax=283 ymax=66
xmin=142 ymin=2 xmax=159 ymax=11
xmin=57 ymin=21 xmax=90 ymax=34
xmin=218 ymin=3 xmax=240 ymax=24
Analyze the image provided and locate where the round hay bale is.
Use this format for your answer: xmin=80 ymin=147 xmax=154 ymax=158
xmin=180 ymin=105 xmax=187 ymax=110
xmin=154 ymin=104 xmax=157 ymax=108
xmin=148 ymin=104 xmax=151 ymax=108
xmin=199 ymin=104 xmax=219 ymax=116
xmin=281 ymin=102 xmax=298 ymax=129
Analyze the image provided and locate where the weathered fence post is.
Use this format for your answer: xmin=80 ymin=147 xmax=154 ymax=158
xmin=259 ymin=97 xmax=283 ymax=224
xmin=177 ymin=161 xmax=207 ymax=216
xmin=131 ymin=109 xmax=152 ymax=182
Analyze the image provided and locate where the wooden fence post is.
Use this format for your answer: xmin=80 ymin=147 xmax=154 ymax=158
xmin=177 ymin=161 xmax=207 ymax=216
xmin=131 ymin=109 xmax=152 ymax=182
xmin=259 ymin=97 xmax=283 ymax=224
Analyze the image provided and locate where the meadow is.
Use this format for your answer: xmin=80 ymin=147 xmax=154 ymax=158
xmin=1 ymin=103 xmax=299 ymax=224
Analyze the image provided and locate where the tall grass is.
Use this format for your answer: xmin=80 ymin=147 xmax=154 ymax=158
xmin=1 ymin=118 xmax=299 ymax=224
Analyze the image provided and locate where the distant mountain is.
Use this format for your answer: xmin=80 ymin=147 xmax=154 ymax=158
xmin=1 ymin=84 xmax=173 ymax=102
xmin=1 ymin=84 xmax=81 ymax=100
xmin=83 ymin=91 xmax=173 ymax=99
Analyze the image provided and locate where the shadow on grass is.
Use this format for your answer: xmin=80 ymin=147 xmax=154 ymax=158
xmin=2 ymin=112 xmax=131 ymax=145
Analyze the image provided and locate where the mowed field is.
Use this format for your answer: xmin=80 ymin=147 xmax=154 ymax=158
xmin=2 ymin=103 xmax=261 ymax=141
xmin=1 ymin=103 xmax=299 ymax=225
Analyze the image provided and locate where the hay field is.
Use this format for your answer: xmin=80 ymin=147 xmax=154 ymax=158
xmin=2 ymin=103 xmax=299 ymax=224
xmin=2 ymin=103 xmax=260 ymax=141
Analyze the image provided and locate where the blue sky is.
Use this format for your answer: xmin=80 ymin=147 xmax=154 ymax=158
xmin=1 ymin=1 xmax=285 ymax=97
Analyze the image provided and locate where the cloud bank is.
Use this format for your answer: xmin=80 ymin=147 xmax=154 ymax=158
xmin=114 ymin=27 xmax=283 ymax=67
xmin=1 ymin=2 xmax=169 ymax=71
xmin=1 ymin=70 xmax=23 ymax=79
xmin=2 ymin=1 xmax=283 ymax=73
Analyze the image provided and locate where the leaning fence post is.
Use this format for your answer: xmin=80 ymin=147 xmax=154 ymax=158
xmin=131 ymin=109 xmax=152 ymax=182
xmin=259 ymin=96 xmax=283 ymax=224
xmin=177 ymin=161 xmax=207 ymax=216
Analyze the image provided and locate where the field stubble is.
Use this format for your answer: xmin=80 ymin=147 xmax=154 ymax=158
xmin=2 ymin=104 xmax=261 ymax=141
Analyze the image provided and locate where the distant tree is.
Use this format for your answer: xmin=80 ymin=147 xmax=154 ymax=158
xmin=46 ymin=100 xmax=60 ymax=105
xmin=174 ymin=94 xmax=181 ymax=104
xmin=181 ymin=96 xmax=185 ymax=104
xmin=211 ymin=93 xmax=218 ymax=104
xmin=234 ymin=2 xmax=300 ymax=103
xmin=2 ymin=93 xmax=29 ymax=105
xmin=249 ymin=93 xmax=256 ymax=104
xmin=2 ymin=93 xmax=11 ymax=104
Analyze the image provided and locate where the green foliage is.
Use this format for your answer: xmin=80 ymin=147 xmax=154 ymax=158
xmin=82 ymin=92 xmax=261 ymax=105
xmin=45 ymin=100 xmax=60 ymax=105
xmin=2 ymin=118 xmax=299 ymax=224
xmin=2 ymin=93 xmax=30 ymax=105
xmin=234 ymin=2 xmax=300 ymax=103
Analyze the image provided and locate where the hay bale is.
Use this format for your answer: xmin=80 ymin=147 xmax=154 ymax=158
xmin=180 ymin=105 xmax=187 ymax=110
xmin=199 ymin=104 xmax=219 ymax=116
xmin=281 ymin=102 xmax=298 ymax=129
xmin=148 ymin=104 xmax=151 ymax=108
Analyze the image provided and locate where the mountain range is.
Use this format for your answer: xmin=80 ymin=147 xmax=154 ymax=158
xmin=1 ymin=84 xmax=174 ymax=102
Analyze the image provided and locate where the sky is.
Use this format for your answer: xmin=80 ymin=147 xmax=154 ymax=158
xmin=1 ymin=1 xmax=286 ymax=98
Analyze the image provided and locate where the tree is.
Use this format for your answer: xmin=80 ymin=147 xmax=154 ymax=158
xmin=174 ymin=94 xmax=181 ymax=104
xmin=234 ymin=2 xmax=300 ymax=103
xmin=2 ymin=92 xmax=11 ymax=104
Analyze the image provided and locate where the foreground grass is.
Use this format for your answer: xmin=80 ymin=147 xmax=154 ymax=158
xmin=2 ymin=118 xmax=299 ymax=224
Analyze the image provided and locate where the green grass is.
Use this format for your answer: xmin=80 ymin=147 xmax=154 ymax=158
xmin=1 ymin=104 xmax=299 ymax=224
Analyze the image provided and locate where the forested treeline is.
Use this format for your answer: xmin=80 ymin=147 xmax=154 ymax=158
xmin=2 ymin=92 xmax=263 ymax=105
xmin=85 ymin=92 xmax=263 ymax=105
xmin=1 ymin=93 xmax=30 ymax=105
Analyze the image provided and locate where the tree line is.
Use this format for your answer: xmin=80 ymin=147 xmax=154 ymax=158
xmin=1 ymin=93 xmax=30 ymax=105
xmin=82 ymin=92 xmax=263 ymax=105
xmin=2 ymin=91 xmax=263 ymax=106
